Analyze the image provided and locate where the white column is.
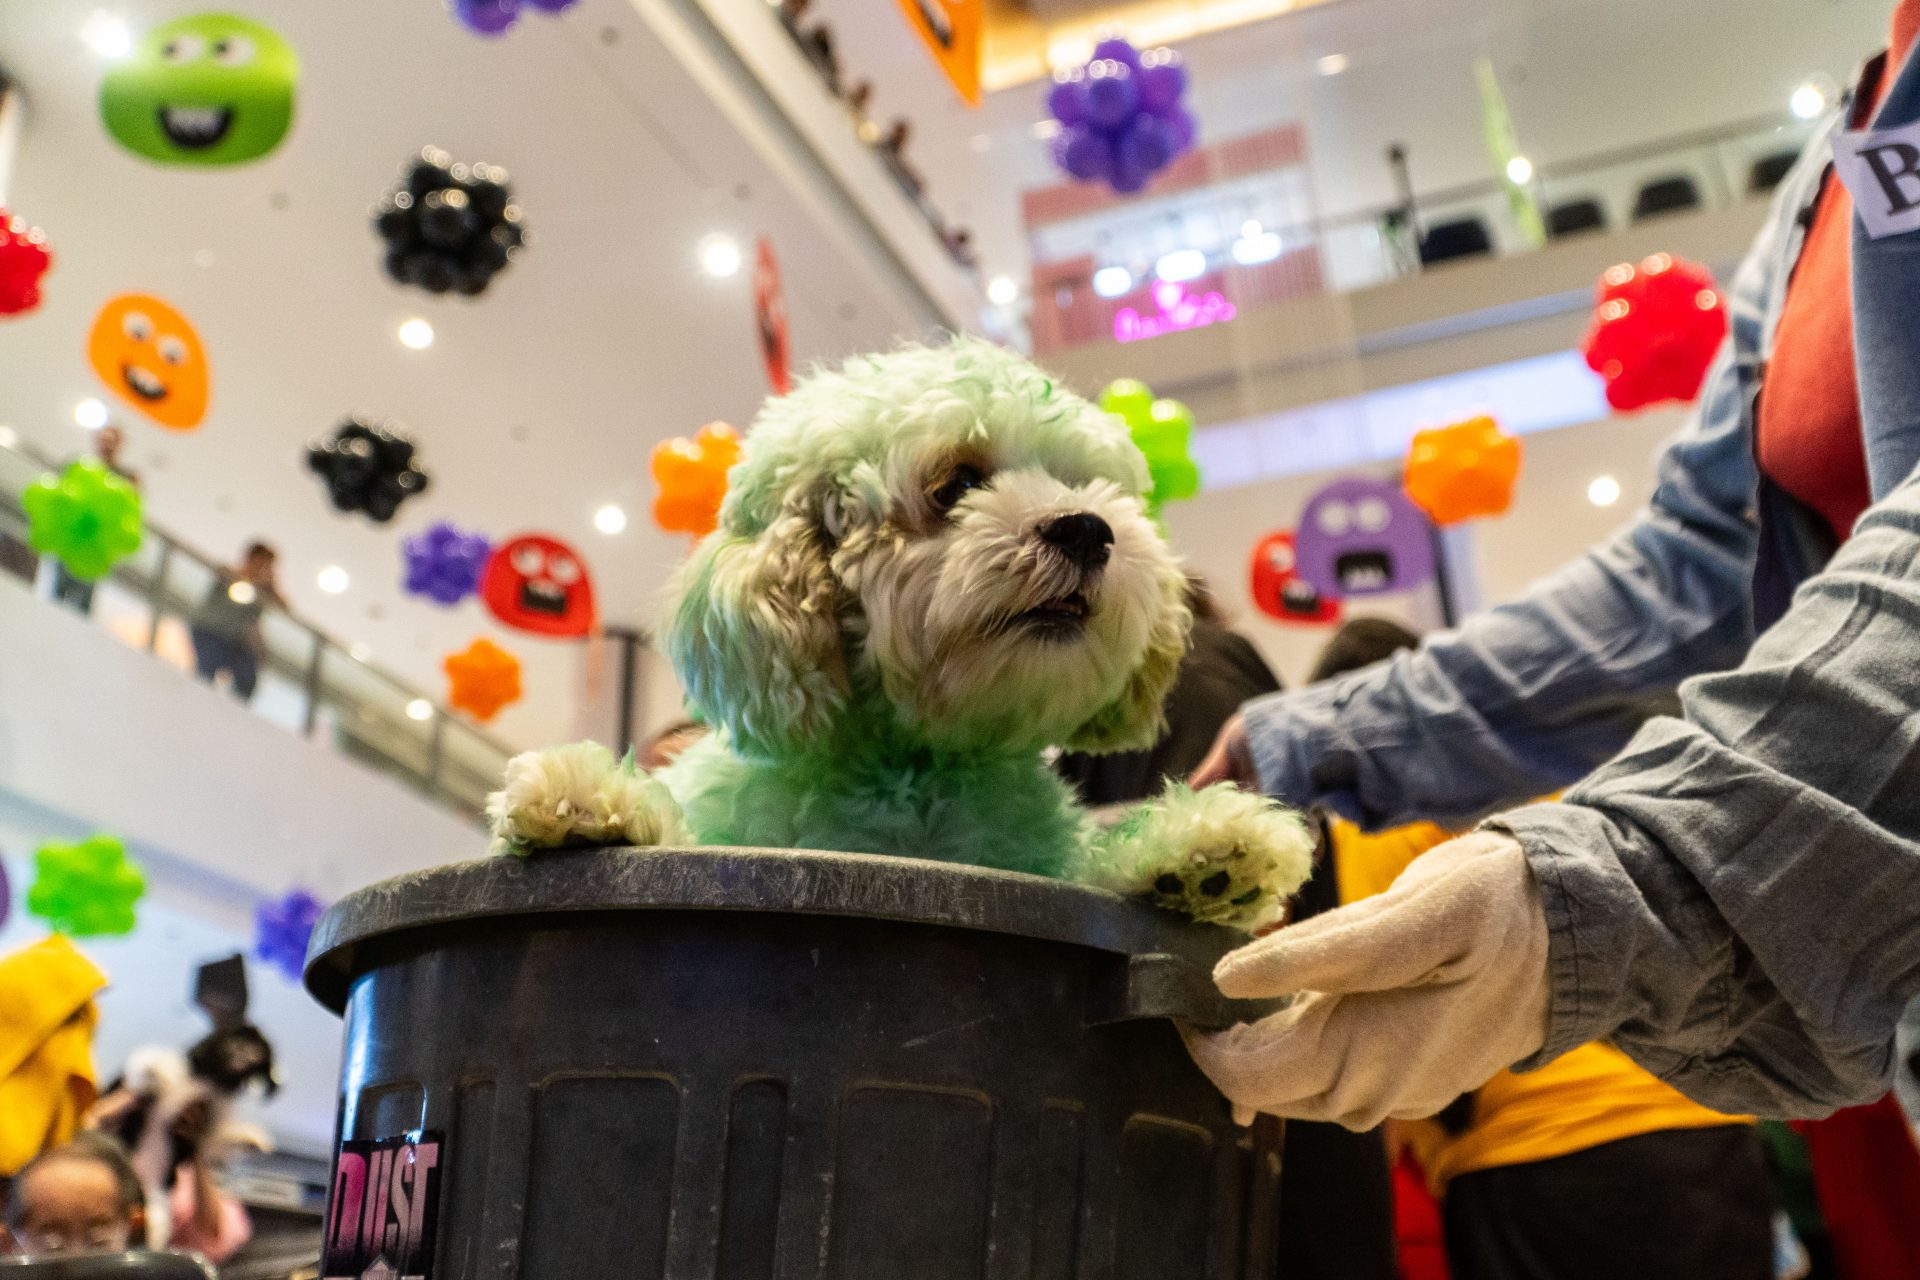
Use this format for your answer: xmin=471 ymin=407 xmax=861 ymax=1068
xmin=0 ymin=81 xmax=25 ymax=207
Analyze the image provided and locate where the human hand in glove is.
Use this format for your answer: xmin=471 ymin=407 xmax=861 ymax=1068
xmin=1183 ymin=830 xmax=1551 ymax=1131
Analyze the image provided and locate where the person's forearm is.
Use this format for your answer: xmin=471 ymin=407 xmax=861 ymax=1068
xmin=1493 ymin=471 xmax=1920 ymax=1116
xmin=1242 ymin=508 xmax=1754 ymax=829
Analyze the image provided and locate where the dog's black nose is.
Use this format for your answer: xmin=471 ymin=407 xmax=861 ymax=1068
xmin=1039 ymin=513 xmax=1113 ymax=569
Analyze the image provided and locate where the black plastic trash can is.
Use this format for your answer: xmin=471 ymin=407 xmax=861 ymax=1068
xmin=305 ymin=847 xmax=1284 ymax=1280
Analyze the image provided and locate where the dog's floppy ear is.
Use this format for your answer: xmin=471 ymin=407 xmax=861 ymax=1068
xmin=667 ymin=505 xmax=850 ymax=757
xmin=1063 ymin=565 xmax=1192 ymax=754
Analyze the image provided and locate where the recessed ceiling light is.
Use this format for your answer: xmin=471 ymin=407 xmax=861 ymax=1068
xmin=397 ymin=317 xmax=434 ymax=349
xmin=970 ymin=134 xmax=992 ymax=153
xmin=1091 ymin=265 xmax=1134 ymax=298
xmin=699 ymin=234 xmax=743 ymax=278
xmin=1587 ymin=475 xmax=1622 ymax=508
xmin=1505 ymin=155 xmax=1534 ymax=185
xmin=1231 ymin=230 xmax=1283 ymax=266
xmin=1790 ymin=80 xmax=1828 ymax=121
xmin=1316 ymin=53 xmax=1350 ymax=76
xmin=73 ymin=399 xmax=109 ymax=430
xmin=81 ymin=12 xmax=132 ymax=58
xmin=193 ymin=249 xmax=216 ymax=268
xmin=1030 ymin=119 xmax=1062 ymax=140
xmin=986 ymin=275 xmax=1020 ymax=306
xmin=349 ymin=642 xmax=373 ymax=662
xmin=594 ymin=503 xmax=628 ymax=535
xmin=405 ymin=698 xmax=434 ymax=722
xmin=0 ymin=426 xmax=15 ymax=449
xmin=317 ymin=565 xmax=351 ymax=594
xmin=1154 ymin=249 xmax=1207 ymax=283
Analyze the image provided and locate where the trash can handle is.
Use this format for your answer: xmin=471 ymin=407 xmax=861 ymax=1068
xmin=1085 ymin=951 xmax=1267 ymax=1030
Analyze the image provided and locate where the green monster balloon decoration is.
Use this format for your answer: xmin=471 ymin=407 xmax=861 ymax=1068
xmin=28 ymin=835 xmax=146 ymax=937
xmin=23 ymin=462 xmax=143 ymax=582
xmin=100 ymin=14 xmax=299 ymax=167
xmin=1099 ymin=378 xmax=1201 ymax=517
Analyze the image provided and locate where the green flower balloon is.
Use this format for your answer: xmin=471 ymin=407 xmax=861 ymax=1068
xmin=23 ymin=461 xmax=142 ymax=582
xmin=28 ymin=834 xmax=146 ymax=937
xmin=1099 ymin=378 xmax=1202 ymax=515
xmin=100 ymin=14 xmax=299 ymax=167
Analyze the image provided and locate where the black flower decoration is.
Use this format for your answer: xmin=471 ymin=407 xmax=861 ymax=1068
xmin=307 ymin=416 xmax=430 ymax=524
xmin=372 ymin=146 xmax=527 ymax=297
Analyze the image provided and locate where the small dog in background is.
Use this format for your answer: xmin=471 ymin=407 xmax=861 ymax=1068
xmin=90 ymin=955 xmax=278 ymax=1248
xmin=489 ymin=338 xmax=1314 ymax=929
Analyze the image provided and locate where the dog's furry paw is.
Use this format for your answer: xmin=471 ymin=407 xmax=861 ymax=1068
xmin=485 ymin=741 xmax=689 ymax=855
xmin=1097 ymin=784 xmax=1314 ymax=931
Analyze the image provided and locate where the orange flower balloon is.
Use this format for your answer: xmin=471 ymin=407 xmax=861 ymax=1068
xmin=1403 ymin=415 xmax=1522 ymax=526
xmin=651 ymin=421 xmax=742 ymax=537
xmin=443 ymin=637 xmax=522 ymax=722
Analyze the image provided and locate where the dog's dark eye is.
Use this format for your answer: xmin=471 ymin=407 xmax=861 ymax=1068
xmin=932 ymin=464 xmax=986 ymax=513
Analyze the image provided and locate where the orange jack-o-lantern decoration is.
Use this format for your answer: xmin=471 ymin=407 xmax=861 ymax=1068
xmin=651 ymin=421 xmax=743 ymax=538
xmin=443 ymin=637 xmax=522 ymax=722
xmin=87 ymin=294 xmax=209 ymax=430
xmin=1403 ymin=415 xmax=1522 ymax=526
xmin=1249 ymin=530 xmax=1342 ymax=624
xmin=479 ymin=533 xmax=596 ymax=637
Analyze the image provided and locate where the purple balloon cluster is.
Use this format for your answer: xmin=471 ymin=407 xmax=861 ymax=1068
xmin=403 ymin=520 xmax=491 ymax=606
xmin=1048 ymin=37 xmax=1194 ymax=195
xmin=254 ymin=888 xmax=327 ymax=983
xmin=449 ymin=0 xmax=579 ymax=36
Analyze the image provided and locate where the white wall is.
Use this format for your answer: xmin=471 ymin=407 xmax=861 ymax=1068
xmin=0 ymin=575 xmax=495 ymax=1151
xmin=0 ymin=574 xmax=481 ymax=902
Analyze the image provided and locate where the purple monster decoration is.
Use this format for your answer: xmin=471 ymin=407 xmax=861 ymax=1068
xmin=1046 ymin=36 xmax=1195 ymax=196
xmin=403 ymin=520 xmax=491 ymax=606
xmin=448 ymin=0 xmax=579 ymax=36
xmin=255 ymin=888 xmax=327 ymax=982
xmin=1293 ymin=475 xmax=1436 ymax=599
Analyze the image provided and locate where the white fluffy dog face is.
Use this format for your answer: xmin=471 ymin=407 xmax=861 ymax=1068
xmin=668 ymin=339 xmax=1190 ymax=759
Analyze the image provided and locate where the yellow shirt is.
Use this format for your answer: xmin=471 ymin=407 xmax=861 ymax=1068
xmin=1328 ymin=817 xmax=1750 ymax=1194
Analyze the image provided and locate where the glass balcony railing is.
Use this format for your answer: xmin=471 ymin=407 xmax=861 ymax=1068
xmin=0 ymin=438 xmax=511 ymax=823
xmin=1030 ymin=110 xmax=1820 ymax=354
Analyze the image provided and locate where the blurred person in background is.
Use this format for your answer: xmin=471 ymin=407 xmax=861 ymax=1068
xmin=1306 ymin=618 xmax=1776 ymax=1280
xmin=2 ymin=1134 xmax=143 ymax=1255
xmin=0 ymin=937 xmax=109 ymax=1192
xmin=188 ymin=540 xmax=282 ymax=704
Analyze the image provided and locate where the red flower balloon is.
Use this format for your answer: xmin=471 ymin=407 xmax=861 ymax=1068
xmin=1582 ymin=253 xmax=1728 ymax=412
xmin=0 ymin=210 xmax=52 ymax=317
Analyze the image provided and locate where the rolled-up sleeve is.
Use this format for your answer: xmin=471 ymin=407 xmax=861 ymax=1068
xmin=1243 ymin=320 xmax=1765 ymax=830
xmin=1494 ymin=470 xmax=1920 ymax=1116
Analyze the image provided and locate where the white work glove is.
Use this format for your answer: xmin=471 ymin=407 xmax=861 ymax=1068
xmin=1183 ymin=830 xmax=1552 ymax=1131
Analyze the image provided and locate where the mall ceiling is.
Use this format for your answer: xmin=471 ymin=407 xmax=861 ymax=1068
xmin=0 ymin=0 xmax=930 ymax=747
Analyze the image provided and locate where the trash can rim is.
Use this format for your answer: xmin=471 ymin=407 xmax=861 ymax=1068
xmin=303 ymin=846 xmax=1243 ymax=1014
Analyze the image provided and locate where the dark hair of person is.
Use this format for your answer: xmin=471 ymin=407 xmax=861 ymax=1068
xmin=1307 ymin=617 xmax=1420 ymax=684
xmin=1184 ymin=575 xmax=1222 ymax=626
xmin=3 ymin=1133 xmax=144 ymax=1232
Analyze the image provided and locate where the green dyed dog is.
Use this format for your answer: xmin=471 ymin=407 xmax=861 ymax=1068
xmin=488 ymin=339 xmax=1312 ymax=929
